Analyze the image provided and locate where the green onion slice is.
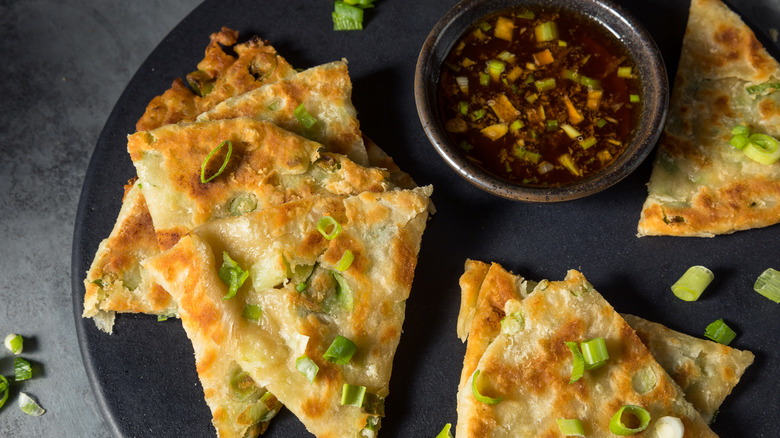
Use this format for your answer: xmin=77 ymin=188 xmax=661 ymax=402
xmin=296 ymin=282 xmax=307 ymax=292
xmin=754 ymin=268 xmax=780 ymax=303
xmin=731 ymin=124 xmax=750 ymax=136
xmin=471 ymin=370 xmax=503 ymax=405
xmin=332 ymin=1 xmax=364 ymax=30
xmin=579 ymin=136 xmax=597 ymax=150
xmin=229 ymin=369 xmax=261 ymax=402
xmin=336 ymin=250 xmax=355 ymax=271
xmin=341 ymin=383 xmax=367 ymax=407
xmin=19 ymin=392 xmax=45 ymax=416
xmin=730 ymin=134 xmax=750 ymax=150
xmin=744 ymin=133 xmax=780 ymax=165
xmin=557 ymin=418 xmax=585 ymax=436
xmin=317 ymin=216 xmax=343 ymax=240
xmin=294 ymin=103 xmax=318 ymax=129
xmin=671 ymin=265 xmax=714 ymax=301
xmin=617 ymin=66 xmax=632 ymax=78
xmin=561 ymin=123 xmax=581 ymax=139
xmin=704 ymin=318 xmax=736 ymax=345
xmin=565 ymin=341 xmax=585 ymax=383
xmin=296 ymin=355 xmax=319 ymax=383
xmin=746 ymin=81 xmax=780 ymax=95
xmin=324 ymin=335 xmax=357 ymax=365
xmin=14 ymin=357 xmax=32 ymax=381
xmin=500 ymin=311 xmax=525 ymax=334
xmin=652 ymin=416 xmax=685 ymax=438
xmin=436 ymin=423 xmax=453 ymax=438
xmin=200 ymin=140 xmax=233 ymax=183
xmin=242 ymin=304 xmax=263 ymax=322
xmin=535 ymin=78 xmax=556 ymax=92
xmin=630 ymin=94 xmax=641 ymax=103
xmin=580 ymin=337 xmax=609 ymax=369
xmin=4 ymin=334 xmax=23 ymax=354
xmin=596 ymin=118 xmax=608 ymax=128
xmin=516 ymin=10 xmax=535 ymax=19
xmin=219 ymin=252 xmax=249 ymax=301
xmin=332 ymin=272 xmax=354 ymax=311
xmin=479 ymin=72 xmax=490 ymax=86
xmin=0 ymin=375 xmax=8 ymax=409
xmin=534 ymin=21 xmax=558 ymax=42
xmin=610 ymin=405 xmax=651 ymax=435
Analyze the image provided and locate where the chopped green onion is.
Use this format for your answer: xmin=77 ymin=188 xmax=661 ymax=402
xmin=617 ymin=66 xmax=633 ymax=78
xmin=341 ymin=383 xmax=367 ymax=407
xmin=332 ymin=272 xmax=354 ymax=311
xmin=219 ymin=252 xmax=250 ymax=301
xmin=704 ymin=319 xmax=736 ymax=345
xmin=477 ymin=21 xmax=492 ymax=32
xmin=509 ymin=120 xmax=524 ymax=132
xmin=157 ymin=314 xmax=173 ymax=321
xmin=336 ymin=250 xmax=354 ymax=271
xmin=296 ymin=282 xmax=307 ymax=292
xmin=458 ymin=101 xmax=469 ymax=115
xmin=561 ymin=124 xmax=581 ymax=139
xmin=4 ymin=334 xmax=23 ymax=354
xmin=317 ymin=216 xmax=343 ymax=240
xmin=731 ymin=125 xmax=750 ymax=136
xmin=200 ymin=140 xmax=232 ymax=183
xmin=671 ymin=265 xmax=713 ymax=301
xmin=471 ymin=370 xmax=503 ymax=404
xmin=242 ymin=304 xmax=263 ymax=322
xmin=500 ymin=311 xmax=525 ymax=334
xmin=294 ymin=103 xmax=318 ymax=129
xmin=0 ymin=375 xmax=7 ymax=409
xmin=479 ymin=72 xmax=490 ymax=86
xmin=258 ymin=392 xmax=282 ymax=422
xmin=630 ymin=94 xmax=641 ymax=103
xmin=186 ymin=70 xmax=215 ymax=97
xmin=296 ymin=355 xmax=319 ymax=383
xmin=557 ymin=418 xmax=585 ymax=436
xmin=515 ymin=10 xmax=535 ymax=19
xmin=18 ymin=393 xmax=45 ymax=416
xmin=332 ymin=1 xmax=364 ymax=30
xmin=558 ymin=40 xmax=568 ymax=47
xmin=534 ymin=78 xmax=556 ymax=92
xmin=361 ymin=392 xmax=385 ymax=416
xmin=565 ymin=341 xmax=585 ymax=384
xmin=534 ymin=21 xmax=558 ymax=42
xmin=14 ymin=357 xmax=32 ymax=381
xmin=486 ymin=60 xmax=506 ymax=81
xmin=229 ymin=193 xmax=258 ymax=216
xmin=546 ymin=120 xmax=559 ymax=131
xmin=436 ymin=423 xmax=453 ymax=438
xmin=324 ymin=335 xmax=357 ymax=365
xmin=610 ymin=405 xmax=650 ymax=434
xmin=456 ymin=76 xmax=469 ymax=94
xmin=579 ymin=136 xmax=597 ymax=150
xmin=563 ymin=70 xmax=602 ymax=90
xmin=730 ymin=134 xmax=750 ymax=150
xmin=525 ymin=93 xmax=539 ymax=104
xmin=652 ymin=416 xmax=685 ymax=438
xmin=596 ymin=118 xmax=608 ymax=128
xmin=471 ymin=109 xmax=487 ymax=121
xmin=744 ymin=133 xmax=780 ymax=165
xmin=754 ymin=268 xmax=780 ymax=303
xmin=497 ymin=51 xmax=515 ymax=62
xmin=632 ymin=367 xmax=658 ymax=394
xmin=365 ymin=415 xmax=381 ymax=433
xmin=580 ymin=337 xmax=609 ymax=369
xmin=459 ymin=141 xmax=474 ymax=152
xmin=513 ymin=145 xmax=541 ymax=164
xmin=229 ymin=369 xmax=261 ymax=402
xmin=746 ymin=82 xmax=780 ymax=95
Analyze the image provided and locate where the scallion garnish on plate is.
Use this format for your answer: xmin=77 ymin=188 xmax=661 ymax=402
xmin=671 ymin=265 xmax=713 ymax=301
xmin=610 ymin=404 xmax=651 ymax=435
xmin=754 ymin=268 xmax=780 ymax=303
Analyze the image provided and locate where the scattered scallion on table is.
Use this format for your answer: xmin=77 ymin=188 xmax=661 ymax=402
xmin=18 ymin=392 xmax=45 ymax=416
xmin=671 ymin=265 xmax=713 ymax=301
xmin=435 ymin=423 xmax=453 ymax=438
xmin=14 ymin=357 xmax=32 ymax=381
xmin=754 ymin=268 xmax=780 ymax=303
xmin=704 ymin=318 xmax=737 ymax=345
xmin=4 ymin=334 xmax=23 ymax=354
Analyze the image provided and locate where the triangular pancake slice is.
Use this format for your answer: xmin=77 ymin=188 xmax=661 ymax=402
xmin=456 ymin=268 xmax=719 ymax=437
xmin=638 ymin=0 xmax=780 ymax=236
xmin=144 ymin=187 xmax=432 ymax=437
xmin=456 ymin=260 xmax=753 ymax=425
xmin=128 ymin=117 xmax=391 ymax=250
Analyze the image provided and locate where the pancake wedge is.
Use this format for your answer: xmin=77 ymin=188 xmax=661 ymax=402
xmin=638 ymin=0 xmax=780 ymax=236
xmin=136 ymin=27 xmax=295 ymax=132
xmin=128 ymin=118 xmax=391 ymax=250
xmin=144 ymin=187 xmax=432 ymax=437
xmin=456 ymin=269 xmax=717 ymax=437
xmin=82 ymin=179 xmax=175 ymax=332
xmin=456 ymin=260 xmax=753 ymax=424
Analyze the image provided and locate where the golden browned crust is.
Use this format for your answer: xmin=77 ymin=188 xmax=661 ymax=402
xmin=639 ymin=0 xmax=780 ymax=236
xmin=456 ymin=270 xmax=718 ymax=438
xmin=136 ymin=27 xmax=295 ymax=132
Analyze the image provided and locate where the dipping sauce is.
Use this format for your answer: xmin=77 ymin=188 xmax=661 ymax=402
xmin=437 ymin=8 xmax=641 ymax=186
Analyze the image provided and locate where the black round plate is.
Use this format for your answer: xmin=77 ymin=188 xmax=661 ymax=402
xmin=72 ymin=0 xmax=780 ymax=436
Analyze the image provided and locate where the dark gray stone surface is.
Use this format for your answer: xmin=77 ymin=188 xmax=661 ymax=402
xmin=0 ymin=1 xmax=200 ymax=436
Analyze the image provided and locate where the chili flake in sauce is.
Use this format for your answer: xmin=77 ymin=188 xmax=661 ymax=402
xmin=438 ymin=8 xmax=641 ymax=186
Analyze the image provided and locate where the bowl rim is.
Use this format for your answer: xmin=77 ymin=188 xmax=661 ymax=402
xmin=414 ymin=0 xmax=669 ymax=202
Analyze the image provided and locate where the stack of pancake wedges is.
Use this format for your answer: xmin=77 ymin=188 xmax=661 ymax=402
xmin=82 ymin=27 xmax=432 ymax=438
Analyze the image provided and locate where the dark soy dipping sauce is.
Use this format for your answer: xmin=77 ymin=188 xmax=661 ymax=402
xmin=438 ymin=8 xmax=641 ymax=187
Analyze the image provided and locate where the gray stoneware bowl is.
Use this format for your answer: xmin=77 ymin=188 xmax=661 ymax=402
xmin=415 ymin=0 xmax=668 ymax=202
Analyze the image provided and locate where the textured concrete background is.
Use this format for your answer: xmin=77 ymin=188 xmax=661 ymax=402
xmin=0 ymin=1 xmax=200 ymax=436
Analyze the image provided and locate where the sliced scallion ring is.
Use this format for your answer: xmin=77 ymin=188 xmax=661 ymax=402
xmin=671 ymin=265 xmax=714 ymax=301
xmin=228 ymin=369 xmax=261 ymax=402
xmin=332 ymin=1 xmax=364 ymax=31
xmin=317 ymin=216 xmax=342 ymax=240
xmin=336 ymin=250 xmax=354 ymax=272
xmin=219 ymin=252 xmax=249 ymax=301
xmin=609 ymin=405 xmax=651 ymax=435
xmin=557 ymin=418 xmax=585 ymax=436
xmin=652 ymin=416 xmax=685 ymax=438
xmin=704 ymin=318 xmax=736 ymax=345
xmin=242 ymin=304 xmax=263 ymax=322
xmin=754 ymin=268 xmax=780 ymax=303
xmin=323 ymin=335 xmax=357 ymax=365
xmin=18 ymin=392 xmax=45 ymax=416
xmin=4 ymin=334 xmax=23 ymax=354
xmin=341 ymin=383 xmax=367 ymax=407
xmin=0 ymin=375 xmax=8 ymax=409
xmin=294 ymin=103 xmax=318 ymax=129
xmin=436 ymin=423 xmax=453 ymax=438
xmin=296 ymin=355 xmax=319 ymax=383
xmin=744 ymin=133 xmax=780 ymax=165
xmin=471 ymin=370 xmax=503 ymax=405
xmin=14 ymin=357 xmax=32 ymax=381
xmin=565 ymin=341 xmax=585 ymax=383
xmin=200 ymin=140 xmax=232 ymax=183
xmin=580 ymin=337 xmax=609 ymax=369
